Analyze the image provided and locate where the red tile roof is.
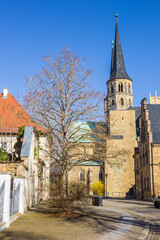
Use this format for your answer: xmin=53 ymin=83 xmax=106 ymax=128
xmin=0 ymin=92 xmax=47 ymax=133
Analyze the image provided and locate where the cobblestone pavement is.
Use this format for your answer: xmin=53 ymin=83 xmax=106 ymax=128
xmin=102 ymin=198 xmax=160 ymax=239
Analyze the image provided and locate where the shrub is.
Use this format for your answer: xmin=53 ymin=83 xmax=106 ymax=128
xmin=0 ymin=148 xmax=11 ymax=162
xmin=48 ymin=180 xmax=87 ymax=214
xmin=92 ymin=181 xmax=104 ymax=196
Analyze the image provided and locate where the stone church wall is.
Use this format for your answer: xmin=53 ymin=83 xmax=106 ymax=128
xmin=105 ymin=109 xmax=137 ymax=197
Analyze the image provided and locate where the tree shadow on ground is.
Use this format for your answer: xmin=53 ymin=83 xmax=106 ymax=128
xmin=29 ymin=204 xmax=147 ymax=236
xmin=0 ymin=230 xmax=58 ymax=240
xmin=2 ymin=203 xmax=153 ymax=240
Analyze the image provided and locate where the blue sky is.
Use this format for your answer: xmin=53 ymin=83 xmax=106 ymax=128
xmin=0 ymin=0 xmax=160 ymax=106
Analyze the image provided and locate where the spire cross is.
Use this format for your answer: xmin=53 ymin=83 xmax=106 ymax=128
xmin=115 ymin=13 xmax=118 ymax=23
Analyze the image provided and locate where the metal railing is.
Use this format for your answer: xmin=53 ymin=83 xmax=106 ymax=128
xmin=0 ymin=181 xmax=5 ymax=222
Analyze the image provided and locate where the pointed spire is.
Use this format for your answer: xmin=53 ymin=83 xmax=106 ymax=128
xmin=109 ymin=14 xmax=131 ymax=81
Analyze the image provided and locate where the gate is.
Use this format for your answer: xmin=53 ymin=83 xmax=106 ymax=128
xmin=10 ymin=183 xmax=20 ymax=216
xmin=0 ymin=181 xmax=5 ymax=221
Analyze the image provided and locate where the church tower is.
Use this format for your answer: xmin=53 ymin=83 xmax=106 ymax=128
xmin=105 ymin=15 xmax=137 ymax=198
xmin=105 ymin=15 xmax=133 ymax=119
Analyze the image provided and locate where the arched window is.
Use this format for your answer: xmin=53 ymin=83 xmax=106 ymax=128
xmin=121 ymin=83 xmax=123 ymax=92
xmin=118 ymin=84 xmax=121 ymax=92
xmin=129 ymin=99 xmax=131 ymax=106
xmin=80 ymin=170 xmax=85 ymax=182
xmin=143 ymin=147 xmax=145 ymax=165
xmin=112 ymin=99 xmax=114 ymax=106
xmin=118 ymin=83 xmax=123 ymax=92
xmin=146 ymin=147 xmax=148 ymax=164
xmin=128 ymin=83 xmax=131 ymax=93
xmin=111 ymin=84 xmax=114 ymax=94
xmin=120 ymin=98 xmax=124 ymax=105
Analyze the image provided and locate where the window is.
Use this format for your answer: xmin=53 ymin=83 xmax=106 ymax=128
xmin=143 ymin=147 xmax=145 ymax=165
xmin=128 ymin=83 xmax=131 ymax=93
xmin=111 ymin=85 xmax=114 ymax=94
xmin=0 ymin=142 xmax=7 ymax=151
xmin=80 ymin=170 xmax=85 ymax=182
xmin=112 ymin=99 xmax=114 ymax=106
xmin=146 ymin=146 xmax=148 ymax=164
xmin=129 ymin=99 xmax=131 ymax=106
xmin=118 ymin=83 xmax=123 ymax=92
xmin=140 ymin=156 xmax=142 ymax=167
xmin=120 ymin=98 xmax=124 ymax=105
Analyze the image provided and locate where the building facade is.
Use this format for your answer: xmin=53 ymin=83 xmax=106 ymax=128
xmin=134 ymin=97 xmax=160 ymax=200
xmin=0 ymin=89 xmax=50 ymax=209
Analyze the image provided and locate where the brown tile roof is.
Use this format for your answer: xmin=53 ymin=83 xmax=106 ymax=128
xmin=0 ymin=92 xmax=47 ymax=133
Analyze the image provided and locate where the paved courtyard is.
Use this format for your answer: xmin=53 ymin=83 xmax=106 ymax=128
xmin=0 ymin=199 xmax=160 ymax=240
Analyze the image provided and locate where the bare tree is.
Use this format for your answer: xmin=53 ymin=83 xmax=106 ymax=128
xmin=23 ymin=47 xmax=104 ymax=194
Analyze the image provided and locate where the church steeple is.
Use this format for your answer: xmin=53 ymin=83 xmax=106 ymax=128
xmin=109 ymin=15 xmax=131 ymax=81
xmin=105 ymin=14 xmax=133 ymax=114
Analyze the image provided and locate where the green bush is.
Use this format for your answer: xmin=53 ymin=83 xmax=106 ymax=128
xmin=92 ymin=181 xmax=104 ymax=196
xmin=0 ymin=148 xmax=10 ymax=162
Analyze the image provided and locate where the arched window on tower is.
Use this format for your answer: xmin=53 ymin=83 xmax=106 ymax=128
xmin=120 ymin=98 xmax=124 ymax=106
xmin=128 ymin=83 xmax=131 ymax=93
xmin=118 ymin=83 xmax=123 ymax=92
xmin=112 ymin=99 xmax=114 ymax=106
xmin=80 ymin=170 xmax=85 ymax=182
xmin=129 ymin=99 xmax=131 ymax=106
xmin=111 ymin=84 xmax=114 ymax=94
xmin=121 ymin=83 xmax=123 ymax=92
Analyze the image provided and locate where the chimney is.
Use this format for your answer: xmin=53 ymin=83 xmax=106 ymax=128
xmin=3 ymin=88 xmax=8 ymax=99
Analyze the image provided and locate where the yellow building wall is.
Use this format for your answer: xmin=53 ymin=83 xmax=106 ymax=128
xmin=105 ymin=109 xmax=137 ymax=197
xmin=153 ymin=145 xmax=160 ymax=197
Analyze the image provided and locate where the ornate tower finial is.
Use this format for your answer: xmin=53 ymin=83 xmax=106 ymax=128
xmin=112 ymin=40 xmax=114 ymax=49
xmin=115 ymin=13 xmax=118 ymax=23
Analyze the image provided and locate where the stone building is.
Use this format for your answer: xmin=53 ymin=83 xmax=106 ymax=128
xmin=104 ymin=16 xmax=140 ymax=198
xmin=0 ymin=88 xmax=50 ymax=209
xmin=134 ymin=97 xmax=160 ymax=200
xmin=68 ymin=17 xmax=142 ymax=198
xmin=54 ymin=121 xmax=106 ymax=195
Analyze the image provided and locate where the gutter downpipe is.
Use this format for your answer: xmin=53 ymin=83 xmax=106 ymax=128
xmin=151 ymin=143 xmax=155 ymax=199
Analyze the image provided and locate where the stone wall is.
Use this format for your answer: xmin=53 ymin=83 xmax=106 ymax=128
xmin=0 ymin=162 xmax=21 ymax=176
xmin=105 ymin=109 xmax=136 ymax=197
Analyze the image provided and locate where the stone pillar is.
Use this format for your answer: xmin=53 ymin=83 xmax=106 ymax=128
xmin=0 ymin=172 xmax=11 ymax=227
xmin=13 ymin=177 xmax=25 ymax=214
